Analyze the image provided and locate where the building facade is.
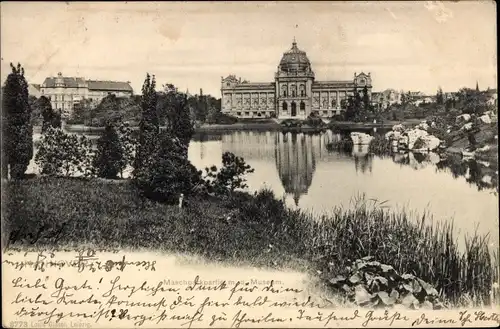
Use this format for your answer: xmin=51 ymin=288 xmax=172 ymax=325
xmin=40 ymin=72 xmax=133 ymax=118
xmin=221 ymin=40 xmax=372 ymax=119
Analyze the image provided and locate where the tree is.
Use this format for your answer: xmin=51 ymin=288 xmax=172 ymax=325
xmin=35 ymin=127 xmax=94 ymax=177
xmin=92 ymin=124 xmax=124 ymax=178
xmin=70 ymin=98 xmax=93 ymax=125
xmin=436 ymin=87 xmax=444 ymax=105
xmin=116 ymin=121 xmax=136 ymax=178
xmin=133 ymin=131 xmax=201 ymax=203
xmin=202 ymin=152 xmax=255 ymax=195
xmin=91 ymin=94 xmax=120 ymax=127
xmin=362 ymin=86 xmax=371 ymax=113
xmin=40 ymin=96 xmax=61 ymax=133
xmin=457 ymin=88 xmax=488 ymax=115
xmin=133 ymin=73 xmax=159 ymax=175
xmin=164 ymin=92 xmax=195 ymax=147
xmin=2 ymin=63 xmax=33 ymax=179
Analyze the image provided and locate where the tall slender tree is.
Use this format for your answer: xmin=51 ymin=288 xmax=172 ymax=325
xmin=133 ymin=73 xmax=158 ymax=174
xmin=40 ymin=95 xmax=61 ymax=133
xmin=436 ymin=86 xmax=444 ymax=105
xmin=2 ymin=63 xmax=33 ymax=179
xmin=362 ymin=85 xmax=371 ymax=113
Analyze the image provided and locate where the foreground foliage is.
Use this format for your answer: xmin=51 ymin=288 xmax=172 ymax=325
xmin=34 ymin=127 xmax=94 ymax=177
xmin=328 ymin=256 xmax=444 ymax=309
xmin=3 ymin=179 xmax=497 ymax=306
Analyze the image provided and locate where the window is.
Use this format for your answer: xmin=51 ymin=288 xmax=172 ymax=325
xmin=227 ymin=82 xmax=230 ymax=86
xmin=244 ymin=112 xmax=250 ymax=116
xmin=282 ymin=102 xmax=288 ymax=112
xmin=253 ymin=112 xmax=258 ymax=116
xmin=332 ymin=99 xmax=337 ymax=108
xmin=300 ymin=101 xmax=305 ymax=111
xmin=237 ymin=112 xmax=242 ymax=116
xmin=323 ymin=110 xmax=328 ymax=115
xmin=299 ymin=84 xmax=306 ymax=97
xmin=292 ymin=90 xmax=296 ymax=97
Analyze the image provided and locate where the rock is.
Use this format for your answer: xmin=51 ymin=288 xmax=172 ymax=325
xmin=385 ymin=130 xmax=401 ymax=140
xmin=461 ymin=122 xmax=473 ymax=131
xmin=479 ymin=114 xmax=492 ymax=124
xmin=481 ymin=175 xmax=492 ymax=184
xmin=393 ymin=124 xmax=405 ymax=132
xmin=413 ymin=135 xmax=441 ymax=151
xmin=350 ymin=132 xmax=374 ymax=145
xmin=477 ymin=145 xmax=491 ymax=153
xmin=428 ymin=152 xmax=441 ymax=164
xmin=405 ymin=129 xmax=429 ymax=150
xmin=456 ymin=114 xmax=471 ymax=124
xmin=416 ymin=122 xmax=429 ymax=131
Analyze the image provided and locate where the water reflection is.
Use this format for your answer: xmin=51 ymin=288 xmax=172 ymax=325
xmin=276 ymin=132 xmax=316 ymax=206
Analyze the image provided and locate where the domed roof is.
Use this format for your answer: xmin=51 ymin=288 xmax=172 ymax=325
xmin=279 ymin=39 xmax=311 ymax=73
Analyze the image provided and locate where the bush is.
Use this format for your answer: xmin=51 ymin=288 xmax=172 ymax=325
xmin=369 ymin=135 xmax=392 ymax=155
xmin=206 ymin=112 xmax=238 ymax=125
xmin=92 ymin=124 xmax=124 ymax=178
xmin=304 ymin=114 xmax=325 ymax=128
xmin=34 ymin=127 xmax=94 ymax=177
xmin=326 ymin=135 xmax=354 ymax=153
xmin=202 ymin=152 xmax=255 ymax=195
xmin=327 ymin=256 xmax=444 ymax=309
xmin=133 ymin=132 xmax=201 ymax=203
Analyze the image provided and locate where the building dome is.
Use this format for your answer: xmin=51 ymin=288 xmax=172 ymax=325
xmin=279 ymin=40 xmax=312 ymax=73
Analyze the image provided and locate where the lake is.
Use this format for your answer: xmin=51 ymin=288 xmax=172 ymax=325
xmin=188 ymin=129 xmax=499 ymax=250
xmin=29 ymin=128 xmax=499 ymax=249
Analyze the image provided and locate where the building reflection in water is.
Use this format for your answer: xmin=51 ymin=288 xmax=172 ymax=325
xmin=275 ymin=132 xmax=317 ymax=207
xmin=352 ymin=144 xmax=373 ymax=174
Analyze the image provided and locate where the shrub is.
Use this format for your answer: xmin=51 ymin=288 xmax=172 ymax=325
xmin=133 ymin=132 xmax=201 ymax=203
xmin=206 ymin=112 xmax=238 ymax=125
xmin=304 ymin=114 xmax=325 ymax=128
xmin=326 ymin=135 xmax=354 ymax=153
xmin=327 ymin=257 xmax=444 ymax=309
xmin=202 ymin=152 xmax=255 ymax=195
xmin=34 ymin=127 xmax=94 ymax=177
xmin=92 ymin=124 xmax=124 ymax=178
xmin=369 ymin=135 xmax=392 ymax=156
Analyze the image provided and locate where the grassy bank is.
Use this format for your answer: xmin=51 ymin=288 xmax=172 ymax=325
xmin=3 ymin=178 xmax=498 ymax=306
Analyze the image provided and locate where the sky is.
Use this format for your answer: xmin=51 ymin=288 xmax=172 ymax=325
xmin=1 ymin=1 xmax=497 ymax=97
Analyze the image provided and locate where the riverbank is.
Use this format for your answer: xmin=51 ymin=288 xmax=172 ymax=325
xmin=59 ymin=118 xmax=423 ymax=134
xmin=3 ymin=177 xmax=497 ymax=306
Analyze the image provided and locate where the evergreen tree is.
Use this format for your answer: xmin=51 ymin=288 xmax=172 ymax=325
xmin=40 ymin=96 xmax=61 ymax=133
xmin=165 ymin=93 xmax=195 ymax=148
xmin=133 ymin=73 xmax=158 ymax=174
xmin=436 ymin=87 xmax=444 ymax=105
xmin=92 ymin=124 xmax=124 ymax=178
xmin=2 ymin=63 xmax=33 ymax=179
xmin=362 ymin=85 xmax=371 ymax=113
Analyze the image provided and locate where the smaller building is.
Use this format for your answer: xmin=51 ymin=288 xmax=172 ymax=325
xmin=28 ymin=84 xmax=41 ymax=98
xmin=371 ymin=89 xmax=401 ymax=110
xmin=40 ymin=72 xmax=133 ymax=118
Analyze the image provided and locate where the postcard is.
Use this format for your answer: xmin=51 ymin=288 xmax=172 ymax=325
xmin=1 ymin=1 xmax=499 ymax=328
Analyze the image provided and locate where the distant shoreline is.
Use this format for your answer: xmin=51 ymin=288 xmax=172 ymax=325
xmin=59 ymin=119 xmax=421 ymax=134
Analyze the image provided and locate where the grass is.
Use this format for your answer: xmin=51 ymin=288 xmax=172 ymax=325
xmin=3 ymin=178 xmax=498 ymax=306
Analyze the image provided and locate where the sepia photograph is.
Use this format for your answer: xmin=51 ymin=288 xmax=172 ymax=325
xmin=1 ymin=1 xmax=499 ymax=328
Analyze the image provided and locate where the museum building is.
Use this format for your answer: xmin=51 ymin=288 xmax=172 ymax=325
xmin=221 ymin=39 xmax=372 ymax=119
